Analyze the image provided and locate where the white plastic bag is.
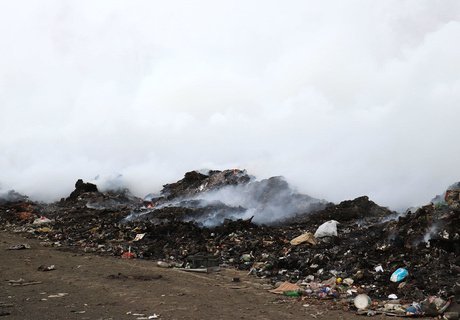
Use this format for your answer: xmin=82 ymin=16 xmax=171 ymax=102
xmin=33 ymin=216 xmax=52 ymax=225
xmin=314 ymin=220 xmax=339 ymax=238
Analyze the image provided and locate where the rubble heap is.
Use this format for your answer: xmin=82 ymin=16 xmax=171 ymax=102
xmin=0 ymin=171 xmax=459 ymax=317
xmin=67 ymin=179 xmax=99 ymax=200
xmin=134 ymin=169 xmax=329 ymax=226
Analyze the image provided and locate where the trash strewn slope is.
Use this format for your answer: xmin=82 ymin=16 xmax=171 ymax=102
xmin=1 ymin=170 xmax=459 ymax=317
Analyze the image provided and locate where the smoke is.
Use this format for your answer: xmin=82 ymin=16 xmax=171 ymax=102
xmin=1 ymin=1 xmax=460 ymax=209
xmin=187 ymin=176 xmax=327 ymax=225
xmin=127 ymin=175 xmax=327 ymax=226
xmin=0 ymin=190 xmax=29 ymax=204
xmin=423 ymin=224 xmax=439 ymax=244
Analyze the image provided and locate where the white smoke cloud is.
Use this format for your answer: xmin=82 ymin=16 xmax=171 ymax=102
xmin=1 ymin=1 xmax=460 ymax=209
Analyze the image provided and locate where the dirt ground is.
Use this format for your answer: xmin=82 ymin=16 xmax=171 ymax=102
xmin=0 ymin=231 xmax=404 ymax=320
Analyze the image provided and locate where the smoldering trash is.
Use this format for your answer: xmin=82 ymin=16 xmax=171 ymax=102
xmin=1 ymin=169 xmax=459 ymax=318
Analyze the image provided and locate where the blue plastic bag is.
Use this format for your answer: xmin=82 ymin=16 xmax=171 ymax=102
xmin=390 ymin=268 xmax=408 ymax=282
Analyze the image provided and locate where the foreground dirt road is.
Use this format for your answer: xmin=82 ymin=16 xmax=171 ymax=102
xmin=0 ymin=231 xmax=399 ymax=320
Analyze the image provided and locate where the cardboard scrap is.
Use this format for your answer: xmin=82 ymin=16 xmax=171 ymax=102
xmin=290 ymin=232 xmax=317 ymax=246
xmin=269 ymin=281 xmax=301 ymax=294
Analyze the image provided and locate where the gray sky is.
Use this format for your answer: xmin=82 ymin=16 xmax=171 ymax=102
xmin=1 ymin=1 xmax=459 ymax=209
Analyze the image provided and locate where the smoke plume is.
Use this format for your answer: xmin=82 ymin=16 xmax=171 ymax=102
xmin=1 ymin=1 xmax=460 ymax=210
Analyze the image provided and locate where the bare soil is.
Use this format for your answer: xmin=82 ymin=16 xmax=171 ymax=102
xmin=0 ymin=231 xmax=400 ymax=320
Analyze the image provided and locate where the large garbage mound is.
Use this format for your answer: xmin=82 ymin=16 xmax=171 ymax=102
xmin=286 ymin=196 xmax=395 ymax=225
xmin=0 ymin=170 xmax=459 ymax=315
xmin=160 ymin=169 xmax=252 ymax=199
xmin=129 ymin=169 xmax=329 ymax=226
xmin=67 ymin=179 xmax=99 ymax=200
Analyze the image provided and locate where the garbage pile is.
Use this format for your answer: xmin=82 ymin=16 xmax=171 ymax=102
xmin=0 ymin=190 xmax=29 ymax=205
xmin=132 ymin=169 xmax=330 ymax=226
xmin=0 ymin=170 xmax=459 ymax=318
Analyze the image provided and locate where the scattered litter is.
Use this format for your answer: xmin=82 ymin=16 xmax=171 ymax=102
xmin=1 ymin=171 xmax=459 ymax=319
xmin=127 ymin=311 xmax=160 ymax=319
xmin=382 ymin=303 xmax=405 ymax=313
xmin=133 ymin=233 xmax=146 ymax=241
xmin=283 ymin=290 xmax=301 ymax=297
xmin=421 ymin=296 xmax=452 ymax=316
xmin=107 ymin=273 xmax=162 ymax=281
xmin=37 ymin=264 xmax=55 ymax=272
xmin=405 ymin=302 xmax=423 ymax=316
xmin=290 ymin=232 xmax=317 ymax=246
xmin=241 ymin=253 xmax=252 ymax=262
xmin=156 ymin=261 xmax=170 ymax=268
xmin=7 ymin=279 xmax=25 ymax=284
xmin=7 ymin=243 xmax=30 ymax=250
xmin=8 ymin=279 xmax=42 ymax=286
xmin=33 ymin=216 xmax=52 ymax=225
xmin=122 ymin=247 xmax=136 ymax=259
xmin=48 ymin=293 xmax=68 ymax=298
xmin=314 ymin=220 xmax=339 ymax=238
xmin=390 ymin=268 xmax=408 ymax=282
xmin=121 ymin=251 xmax=136 ymax=259
xmin=269 ymin=282 xmax=301 ymax=294
xmin=179 ymin=268 xmax=210 ymax=273
xmin=354 ymin=294 xmax=371 ymax=310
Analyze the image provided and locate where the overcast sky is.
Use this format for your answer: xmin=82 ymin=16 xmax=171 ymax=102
xmin=1 ymin=1 xmax=459 ymax=209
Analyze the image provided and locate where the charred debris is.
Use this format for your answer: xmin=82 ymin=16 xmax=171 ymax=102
xmin=0 ymin=169 xmax=459 ymax=311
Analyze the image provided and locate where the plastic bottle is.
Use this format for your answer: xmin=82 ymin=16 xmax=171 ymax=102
xmin=283 ymin=290 xmax=301 ymax=297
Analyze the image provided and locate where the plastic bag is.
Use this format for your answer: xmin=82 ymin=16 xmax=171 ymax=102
xmin=314 ymin=220 xmax=339 ymax=238
xmin=390 ymin=268 xmax=408 ymax=282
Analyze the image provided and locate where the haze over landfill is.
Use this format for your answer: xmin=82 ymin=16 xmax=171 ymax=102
xmin=1 ymin=1 xmax=460 ymax=210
